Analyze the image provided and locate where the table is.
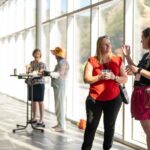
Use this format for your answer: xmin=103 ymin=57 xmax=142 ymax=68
xmin=10 ymin=73 xmax=45 ymax=133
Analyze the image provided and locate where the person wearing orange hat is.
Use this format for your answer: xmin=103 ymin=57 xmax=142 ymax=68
xmin=50 ymin=47 xmax=69 ymax=132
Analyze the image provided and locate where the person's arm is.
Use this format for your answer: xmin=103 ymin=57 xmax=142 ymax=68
xmin=39 ymin=63 xmax=46 ymax=74
xmin=114 ymin=62 xmax=128 ymax=84
xmin=125 ymin=55 xmax=135 ymax=66
xmin=128 ymin=65 xmax=150 ymax=79
xmin=59 ymin=61 xmax=69 ymax=76
xmin=84 ymin=62 xmax=103 ymax=84
xmin=122 ymin=45 xmax=135 ymax=66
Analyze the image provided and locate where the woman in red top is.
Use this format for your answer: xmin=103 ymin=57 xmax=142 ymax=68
xmin=81 ymin=35 xmax=128 ymax=150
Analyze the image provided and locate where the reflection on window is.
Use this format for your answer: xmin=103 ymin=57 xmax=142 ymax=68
xmin=134 ymin=0 xmax=150 ymax=64
xmin=75 ymin=12 xmax=90 ymax=84
xmin=73 ymin=11 xmax=90 ymax=121
xmin=99 ymin=0 xmax=124 ymax=52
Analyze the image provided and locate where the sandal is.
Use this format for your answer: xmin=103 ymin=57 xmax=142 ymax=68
xmin=54 ymin=127 xmax=64 ymax=132
xmin=36 ymin=121 xmax=45 ymax=126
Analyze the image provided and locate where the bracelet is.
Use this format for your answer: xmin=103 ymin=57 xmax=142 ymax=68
xmin=137 ymin=67 xmax=142 ymax=74
xmin=97 ymin=75 xmax=101 ymax=80
xmin=114 ymin=76 xmax=119 ymax=82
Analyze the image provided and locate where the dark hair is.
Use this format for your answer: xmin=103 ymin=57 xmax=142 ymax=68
xmin=32 ymin=49 xmax=42 ymax=57
xmin=142 ymin=27 xmax=150 ymax=48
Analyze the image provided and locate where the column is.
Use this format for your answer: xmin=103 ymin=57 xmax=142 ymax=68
xmin=36 ymin=0 xmax=42 ymax=49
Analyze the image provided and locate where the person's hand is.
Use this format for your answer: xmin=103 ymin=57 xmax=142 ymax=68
xmin=50 ymin=72 xmax=60 ymax=79
xmin=42 ymin=70 xmax=51 ymax=76
xmin=122 ymin=45 xmax=130 ymax=57
xmin=125 ymin=65 xmax=133 ymax=75
xmin=102 ymin=71 xmax=115 ymax=80
xmin=126 ymin=65 xmax=138 ymax=75
xmin=128 ymin=65 xmax=138 ymax=73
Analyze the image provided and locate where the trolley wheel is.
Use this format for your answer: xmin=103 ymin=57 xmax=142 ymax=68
xmin=42 ymin=124 xmax=45 ymax=128
xmin=41 ymin=129 xmax=44 ymax=133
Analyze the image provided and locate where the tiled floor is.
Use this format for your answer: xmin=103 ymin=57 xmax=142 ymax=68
xmin=0 ymin=93 xmax=137 ymax=150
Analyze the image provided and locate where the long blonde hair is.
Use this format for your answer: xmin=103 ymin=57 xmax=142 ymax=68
xmin=96 ymin=35 xmax=113 ymax=64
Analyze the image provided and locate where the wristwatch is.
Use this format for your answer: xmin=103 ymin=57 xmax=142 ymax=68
xmin=137 ymin=67 xmax=142 ymax=74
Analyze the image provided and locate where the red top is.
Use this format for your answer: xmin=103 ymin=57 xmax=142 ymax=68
xmin=89 ymin=56 xmax=122 ymax=101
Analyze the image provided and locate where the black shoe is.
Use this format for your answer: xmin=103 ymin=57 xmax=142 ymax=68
xmin=36 ymin=121 xmax=45 ymax=127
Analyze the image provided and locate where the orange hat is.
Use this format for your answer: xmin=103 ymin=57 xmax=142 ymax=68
xmin=51 ymin=47 xmax=66 ymax=58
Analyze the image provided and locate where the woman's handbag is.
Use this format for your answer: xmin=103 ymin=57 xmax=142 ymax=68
xmin=119 ymin=84 xmax=129 ymax=104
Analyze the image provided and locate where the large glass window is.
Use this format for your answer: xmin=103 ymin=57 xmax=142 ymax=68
xmin=133 ymin=0 xmax=150 ymax=64
xmin=2 ymin=3 xmax=9 ymax=36
xmin=8 ymin=0 xmax=16 ymax=34
xmin=42 ymin=0 xmax=50 ymax=22
xmin=56 ymin=0 xmax=67 ymax=16
xmin=132 ymin=0 xmax=150 ymax=147
xmin=24 ymin=29 xmax=36 ymax=64
xmin=50 ymin=0 xmax=55 ymax=19
xmin=25 ymin=0 xmax=35 ymax=28
xmin=74 ymin=0 xmax=90 ymax=10
xmin=16 ymin=0 xmax=24 ymax=31
xmin=57 ymin=18 xmax=67 ymax=48
xmin=73 ymin=10 xmax=91 ymax=121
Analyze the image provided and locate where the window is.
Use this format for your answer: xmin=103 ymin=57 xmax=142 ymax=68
xmin=72 ymin=10 xmax=91 ymax=121
xmin=56 ymin=0 xmax=67 ymax=16
xmin=25 ymin=0 xmax=35 ymax=28
xmin=74 ymin=0 xmax=90 ymax=10
xmin=16 ymin=0 xmax=24 ymax=31
xmin=42 ymin=0 xmax=50 ymax=22
xmin=132 ymin=0 xmax=150 ymax=146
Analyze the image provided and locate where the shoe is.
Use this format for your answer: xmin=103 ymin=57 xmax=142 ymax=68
xmin=51 ymin=124 xmax=59 ymax=128
xmin=36 ymin=121 xmax=45 ymax=126
xmin=28 ymin=119 xmax=37 ymax=124
xmin=54 ymin=127 xmax=64 ymax=132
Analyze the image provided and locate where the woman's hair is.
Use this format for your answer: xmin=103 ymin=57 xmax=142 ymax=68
xmin=142 ymin=27 xmax=150 ymax=48
xmin=32 ymin=49 xmax=42 ymax=57
xmin=96 ymin=35 xmax=112 ymax=64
